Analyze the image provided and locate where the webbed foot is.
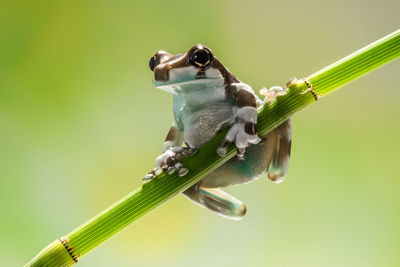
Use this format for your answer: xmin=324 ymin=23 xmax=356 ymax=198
xmin=143 ymin=147 xmax=196 ymax=182
xmin=183 ymin=183 xmax=246 ymax=220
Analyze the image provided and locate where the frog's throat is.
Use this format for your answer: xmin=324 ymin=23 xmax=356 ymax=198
xmin=155 ymin=78 xmax=224 ymax=95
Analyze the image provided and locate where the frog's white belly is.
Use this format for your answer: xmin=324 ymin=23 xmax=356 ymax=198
xmin=183 ymin=104 xmax=235 ymax=148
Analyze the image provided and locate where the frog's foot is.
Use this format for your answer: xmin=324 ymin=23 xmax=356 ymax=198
xmin=183 ymin=183 xmax=246 ymax=220
xmin=143 ymin=147 xmax=196 ymax=182
xmin=267 ymin=119 xmax=292 ymax=183
xmin=217 ymin=114 xmax=261 ymax=160
xmin=259 ymin=76 xmax=298 ymax=103
xmin=286 ymin=76 xmax=298 ymax=88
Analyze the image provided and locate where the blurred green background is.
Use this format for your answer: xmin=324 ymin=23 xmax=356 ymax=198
xmin=1 ymin=1 xmax=400 ymax=266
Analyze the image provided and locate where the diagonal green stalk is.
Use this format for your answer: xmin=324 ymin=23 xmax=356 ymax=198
xmin=26 ymin=29 xmax=400 ymax=266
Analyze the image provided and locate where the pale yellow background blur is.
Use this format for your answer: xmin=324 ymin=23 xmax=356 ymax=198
xmin=1 ymin=1 xmax=400 ymax=266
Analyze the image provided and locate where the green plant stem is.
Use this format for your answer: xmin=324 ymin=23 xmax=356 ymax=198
xmin=26 ymin=29 xmax=400 ymax=266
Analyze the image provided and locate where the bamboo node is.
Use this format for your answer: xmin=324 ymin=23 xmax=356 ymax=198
xmin=300 ymin=78 xmax=319 ymax=101
xmin=59 ymin=236 xmax=80 ymax=263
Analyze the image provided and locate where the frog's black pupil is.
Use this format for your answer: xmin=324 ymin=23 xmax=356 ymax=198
xmin=149 ymin=56 xmax=157 ymax=71
xmin=189 ymin=47 xmax=212 ymax=68
xmin=194 ymin=50 xmax=209 ymax=65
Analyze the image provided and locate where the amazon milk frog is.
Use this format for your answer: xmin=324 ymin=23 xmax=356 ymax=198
xmin=144 ymin=45 xmax=292 ymax=220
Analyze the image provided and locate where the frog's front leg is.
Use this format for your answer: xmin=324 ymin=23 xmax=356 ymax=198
xmin=217 ymin=84 xmax=261 ymax=160
xmin=143 ymin=122 xmax=194 ymax=181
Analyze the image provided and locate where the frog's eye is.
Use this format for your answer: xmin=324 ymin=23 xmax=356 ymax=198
xmin=189 ymin=46 xmax=213 ymax=68
xmin=149 ymin=55 xmax=157 ymax=72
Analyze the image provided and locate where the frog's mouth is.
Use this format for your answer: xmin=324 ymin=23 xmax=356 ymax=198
xmin=154 ymin=77 xmax=223 ymax=94
xmin=153 ymin=65 xmax=224 ymax=94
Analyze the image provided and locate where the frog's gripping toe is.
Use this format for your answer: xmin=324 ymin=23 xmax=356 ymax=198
xmin=216 ymin=139 xmax=231 ymax=157
xmin=143 ymin=167 xmax=163 ymax=182
xmin=216 ymin=122 xmax=261 ymax=160
xmin=236 ymin=147 xmax=247 ymax=160
xmin=143 ymin=161 xmax=189 ymax=182
xmin=143 ymin=147 xmax=195 ymax=182
xmin=216 ymin=139 xmax=258 ymax=160
xmin=143 ymin=173 xmax=154 ymax=182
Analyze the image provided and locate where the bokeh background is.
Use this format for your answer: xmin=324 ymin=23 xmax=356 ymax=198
xmin=1 ymin=1 xmax=400 ymax=266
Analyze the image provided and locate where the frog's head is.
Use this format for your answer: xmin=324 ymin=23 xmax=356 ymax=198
xmin=149 ymin=44 xmax=236 ymax=94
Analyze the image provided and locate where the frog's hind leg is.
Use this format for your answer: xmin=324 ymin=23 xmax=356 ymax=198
xmin=267 ymin=119 xmax=292 ymax=183
xmin=183 ymin=183 xmax=246 ymax=220
xmin=182 ymin=119 xmax=292 ymax=220
xmin=199 ymin=119 xmax=292 ymax=188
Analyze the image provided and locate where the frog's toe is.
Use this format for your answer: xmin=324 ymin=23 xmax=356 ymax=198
xmin=170 ymin=162 xmax=186 ymax=176
xmin=217 ymin=139 xmax=232 ymax=157
xmin=159 ymin=147 xmax=193 ymax=177
xmin=164 ymin=156 xmax=188 ymax=176
xmin=235 ymin=139 xmax=259 ymax=160
xmin=234 ymin=127 xmax=261 ymax=159
xmin=236 ymin=147 xmax=246 ymax=160
xmin=286 ymin=76 xmax=298 ymax=87
xmin=174 ymin=147 xmax=197 ymax=160
xmin=160 ymin=156 xmax=188 ymax=177
xmin=178 ymin=167 xmax=189 ymax=176
xmin=174 ymin=153 xmax=184 ymax=161
xmin=185 ymin=147 xmax=198 ymax=156
xmin=166 ymin=156 xmax=178 ymax=169
xmin=217 ymin=123 xmax=261 ymax=159
xmin=143 ymin=173 xmax=154 ymax=182
xmin=167 ymin=166 xmax=175 ymax=175
xmin=143 ymin=157 xmax=189 ymax=181
xmin=143 ymin=167 xmax=163 ymax=182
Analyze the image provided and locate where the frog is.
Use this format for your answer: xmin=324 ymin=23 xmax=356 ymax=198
xmin=143 ymin=44 xmax=293 ymax=220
